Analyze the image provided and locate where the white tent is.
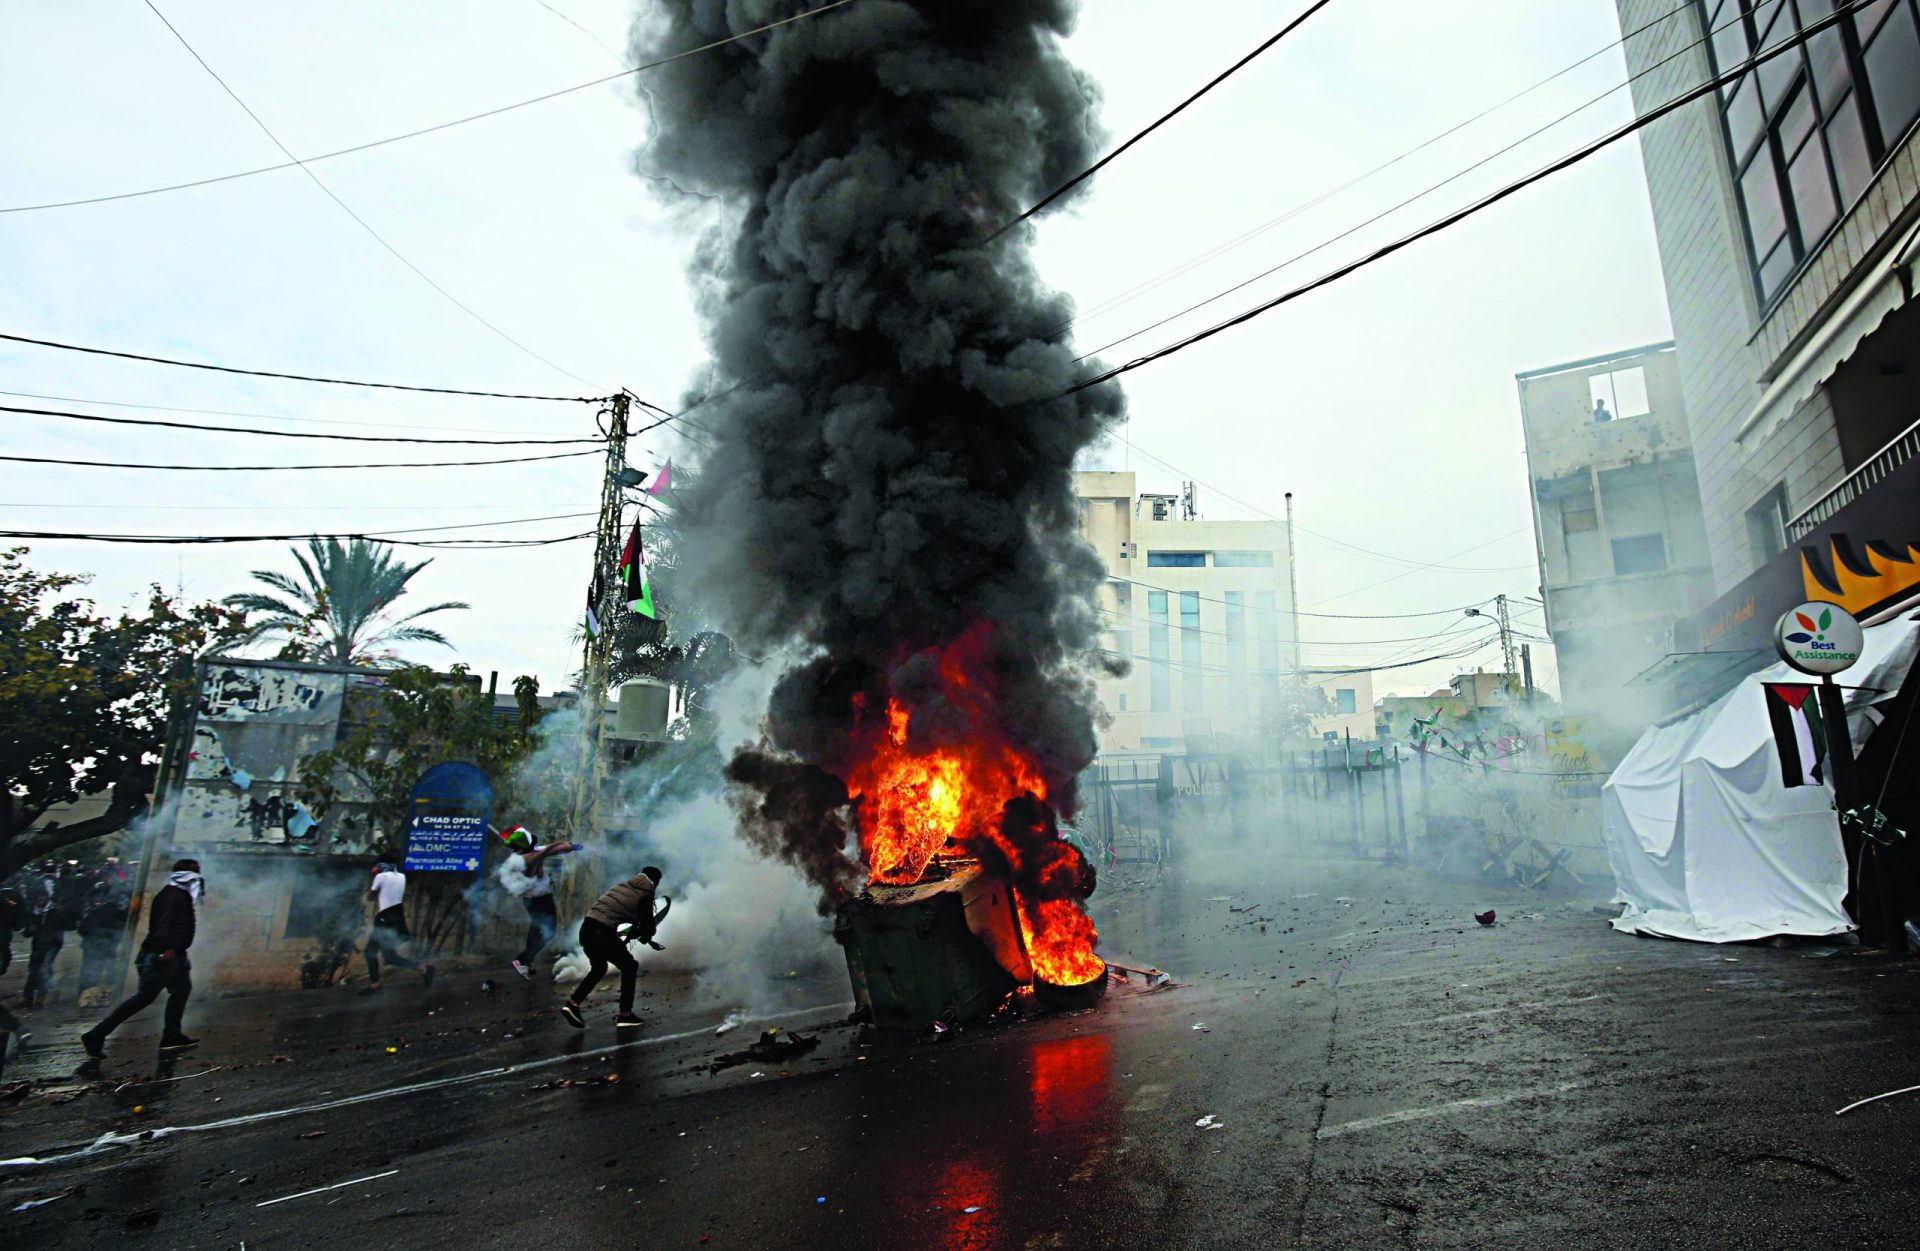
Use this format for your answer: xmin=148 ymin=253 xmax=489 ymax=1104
xmin=1602 ymin=612 xmax=1919 ymax=942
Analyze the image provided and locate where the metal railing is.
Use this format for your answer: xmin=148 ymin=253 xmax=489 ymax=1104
xmin=1787 ymin=414 xmax=1920 ymax=540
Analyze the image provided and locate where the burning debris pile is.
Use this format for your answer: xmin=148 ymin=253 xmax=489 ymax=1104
xmin=639 ymin=0 xmax=1123 ymax=1021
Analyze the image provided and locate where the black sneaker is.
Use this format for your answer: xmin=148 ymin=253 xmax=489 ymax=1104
xmin=511 ymin=960 xmax=534 ymax=981
xmin=80 ymin=1029 xmax=105 ymax=1059
xmin=614 ymin=1014 xmax=643 ymax=1031
xmin=158 ymin=1034 xmax=199 ymax=1052
xmin=560 ymin=1001 xmax=585 ymax=1029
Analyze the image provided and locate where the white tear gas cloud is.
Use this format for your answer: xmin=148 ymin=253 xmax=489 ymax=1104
xmin=512 ymin=660 xmax=839 ymax=1010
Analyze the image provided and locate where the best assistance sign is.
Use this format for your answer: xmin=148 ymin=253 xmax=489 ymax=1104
xmin=402 ymin=761 xmax=493 ymax=872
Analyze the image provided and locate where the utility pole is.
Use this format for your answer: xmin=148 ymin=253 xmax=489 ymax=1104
xmin=567 ymin=393 xmax=630 ymax=862
xmin=1494 ymin=593 xmax=1519 ymax=696
xmin=1284 ymin=492 xmax=1302 ymax=675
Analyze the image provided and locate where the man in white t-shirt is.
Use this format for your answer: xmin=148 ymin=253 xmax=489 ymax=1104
xmin=363 ymin=863 xmax=433 ymax=993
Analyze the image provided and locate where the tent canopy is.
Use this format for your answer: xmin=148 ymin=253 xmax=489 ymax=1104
xmin=1602 ymin=613 xmax=1918 ymax=942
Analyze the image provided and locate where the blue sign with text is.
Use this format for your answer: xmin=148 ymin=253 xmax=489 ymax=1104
xmin=402 ymin=761 xmax=493 ymax=872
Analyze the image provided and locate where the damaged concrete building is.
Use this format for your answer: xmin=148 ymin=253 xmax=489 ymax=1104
xmin=1516 ymin=342 xmax=1716 ymax=746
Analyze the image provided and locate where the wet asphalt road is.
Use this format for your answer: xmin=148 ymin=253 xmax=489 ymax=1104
xmin=4 ymin=855 xmax=1919 ymax=1249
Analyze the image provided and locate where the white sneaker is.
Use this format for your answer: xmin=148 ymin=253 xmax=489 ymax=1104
xmin=511 ymin=959 xmax=533 ymax=981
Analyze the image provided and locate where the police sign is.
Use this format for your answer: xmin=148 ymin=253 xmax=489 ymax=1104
xmin=1773 ymin=601 xmax=1863 ymax=676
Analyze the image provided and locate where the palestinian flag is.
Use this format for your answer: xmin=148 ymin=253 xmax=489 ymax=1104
xmin=1764 ymin=683 xmax=1827 ymax=787
xmin=584 ymin=567 xmax=605 ymax=639
xmin=619 ymin=517 xmax=657 ymax=620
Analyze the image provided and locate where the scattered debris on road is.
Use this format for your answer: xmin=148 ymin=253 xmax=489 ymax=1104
xmin=711 ymin=1028 xmax=818 ymax=1073
xmin=1475 ymin=910 xmax=1497 ymax=926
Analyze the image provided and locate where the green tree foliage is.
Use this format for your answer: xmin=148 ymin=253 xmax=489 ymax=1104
xmin=0 ymin=548 xmax=249 ymax=877
xmin=224 ymin=537 xmax=469 ymax=664
xmin=299 ymin=665 xmax=540 ymax=852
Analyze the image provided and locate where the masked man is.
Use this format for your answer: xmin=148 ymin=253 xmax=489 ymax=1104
xmin=81 ymin=859 xmax=205 ymax=1057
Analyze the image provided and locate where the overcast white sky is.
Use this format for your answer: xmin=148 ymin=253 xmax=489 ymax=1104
xmin=0 ymin=0 xmax=1679 ymax=700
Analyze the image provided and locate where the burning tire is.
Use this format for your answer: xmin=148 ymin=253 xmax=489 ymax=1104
xmin=1033 ymin=961 xmax=1109 ymax=1011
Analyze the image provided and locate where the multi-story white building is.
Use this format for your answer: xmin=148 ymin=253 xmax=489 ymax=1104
xmin=1614 ymin=0 xmax=1920 ymax=704
xmin=1074 ymin=471 xmax=1297 ymax=753
xmin=1516 ymin=341 xmax=1715 ymax=723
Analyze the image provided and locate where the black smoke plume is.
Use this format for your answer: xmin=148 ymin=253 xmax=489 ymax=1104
xmin=637 ymin=0 xmax=1124 ymax=903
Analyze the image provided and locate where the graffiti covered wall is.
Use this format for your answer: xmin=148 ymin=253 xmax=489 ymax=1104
xmin=173 ymin=661 xmax=379 ymax=851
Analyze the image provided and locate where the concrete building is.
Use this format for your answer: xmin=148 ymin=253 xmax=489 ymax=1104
xmin=1309 ymin=670 xmax=1378 ymax=743
xmin=1613 ymin=0 xmax=1920 ymax=705
xmin=1516 ymin=342 xmax=1715 ymax=723
xmin=1074 ymin=471 xmax=1297 ymax=753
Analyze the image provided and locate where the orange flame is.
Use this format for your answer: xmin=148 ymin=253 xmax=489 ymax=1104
xmin=1020 ymin=898 xmax=1106 ymax=986
xmin=842 ymin=625 xmax=1102 ymax=986
xmin=847 ymin=697 xmax=1045 ymax=884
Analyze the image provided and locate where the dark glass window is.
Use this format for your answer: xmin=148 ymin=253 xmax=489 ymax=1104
xmin=1826 ymin=94 xmax=1876 ymax=200
xmin=1612 ymin=534 xmax=1670 ymax=575
xmin=1148 ymin=591 xmax=1169 ymax=712
xmin=1864 ymin=2 xmax=1920 ymax=140
xmin=1788 ymin=133 xmax=1840 ymax=240
xmin=1145 ymin=550 xmax=1205 ymax=568
xmin=1701 ymin=0 xmax=1920 ymax=307
xmin=1179 ymin=592 xmax=1202 ymax=713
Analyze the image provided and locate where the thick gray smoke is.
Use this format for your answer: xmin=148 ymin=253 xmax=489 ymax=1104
xmin=635 ymin=0 xmax=1125 ymax=904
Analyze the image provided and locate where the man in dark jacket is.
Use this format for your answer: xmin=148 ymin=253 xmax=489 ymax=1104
xmin=80 ymin=859 xmax=204 ymax=1057
xmin=23 ymin=895 xmax=75 ymax=1009
xmin=0 ymin=886 xmax=25 ymax=976
xmin=559 ymin=866 xmax=663 ymax=1032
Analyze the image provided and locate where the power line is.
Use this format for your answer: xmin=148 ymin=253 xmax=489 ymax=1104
xmin=1072 ymin=0 xmax=1740 ymax=367
xmin=1097 ymin=605 xmax=1495 ymax=648
xmin=0 ymin=387 xmax=587 ymax=437
xmin=1109 ymin=574 xmax=1493 ymax=619
xmin=1110 ymin=428 xmax=1532 ymax=574
xmin=528 ymin=0 xmax=627 ymax=63
xmin=1 ymin=1 xmax=858 ymax=216
xmin=1059 ymin=1 xmax=1865 ymax=399
xmin=1097 ymin=632 xmax=1495 ymax=679
xmin=1 ymin=401 xmax=600 ymax=445
xmin=982 ymin=0 xmax=1336 ymax=243
xmin=0 ymin=448 xmax=600 ymax=472
xmin=140 ymin=0 xmax=596 ymax=389
xmin=1049 ymin=0 xmax=1696 ymax=340
xmin=1304 ymin=529 xmax=1529 ymax=609
xmin=0 ymin=331 xmax=603 ymax=402
xmin=0 ymin=527 xmax=595 ymax=549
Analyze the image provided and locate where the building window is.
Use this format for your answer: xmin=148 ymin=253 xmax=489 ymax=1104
xmin=1146 ymin=551 xmax=1206 ymax=568
xmin=1701 ymin=0 xmax=1920 ymax=306
xmin=1251 ymin=589 xmax=1281 ymax=695
xmin=1179 ymin=591 xmax=1203 ymax=712
xmin=1611 ymin=533 xmax=1670 ymax=575
xmin=1588 ymin=366 xmax=1652 ymax=420
xmin=1334 ymin=688 xmax=1358 ymax=715
xmin=1212 ymin=550 xmax=1274 ymax=567
xmin=1746 ymin=483 xmax=1791 ymax=561
xmin=1225 ymin=591 xmax=1247 ymax=717
xmin=1117 ymin=693 xmax=1127 ymax=712
xmin=1148 ymin=591 xmax=1170 ymax=712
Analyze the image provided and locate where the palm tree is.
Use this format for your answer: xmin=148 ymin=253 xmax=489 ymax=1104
xmin=224 ymin=537 xmax=470 ymax=665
